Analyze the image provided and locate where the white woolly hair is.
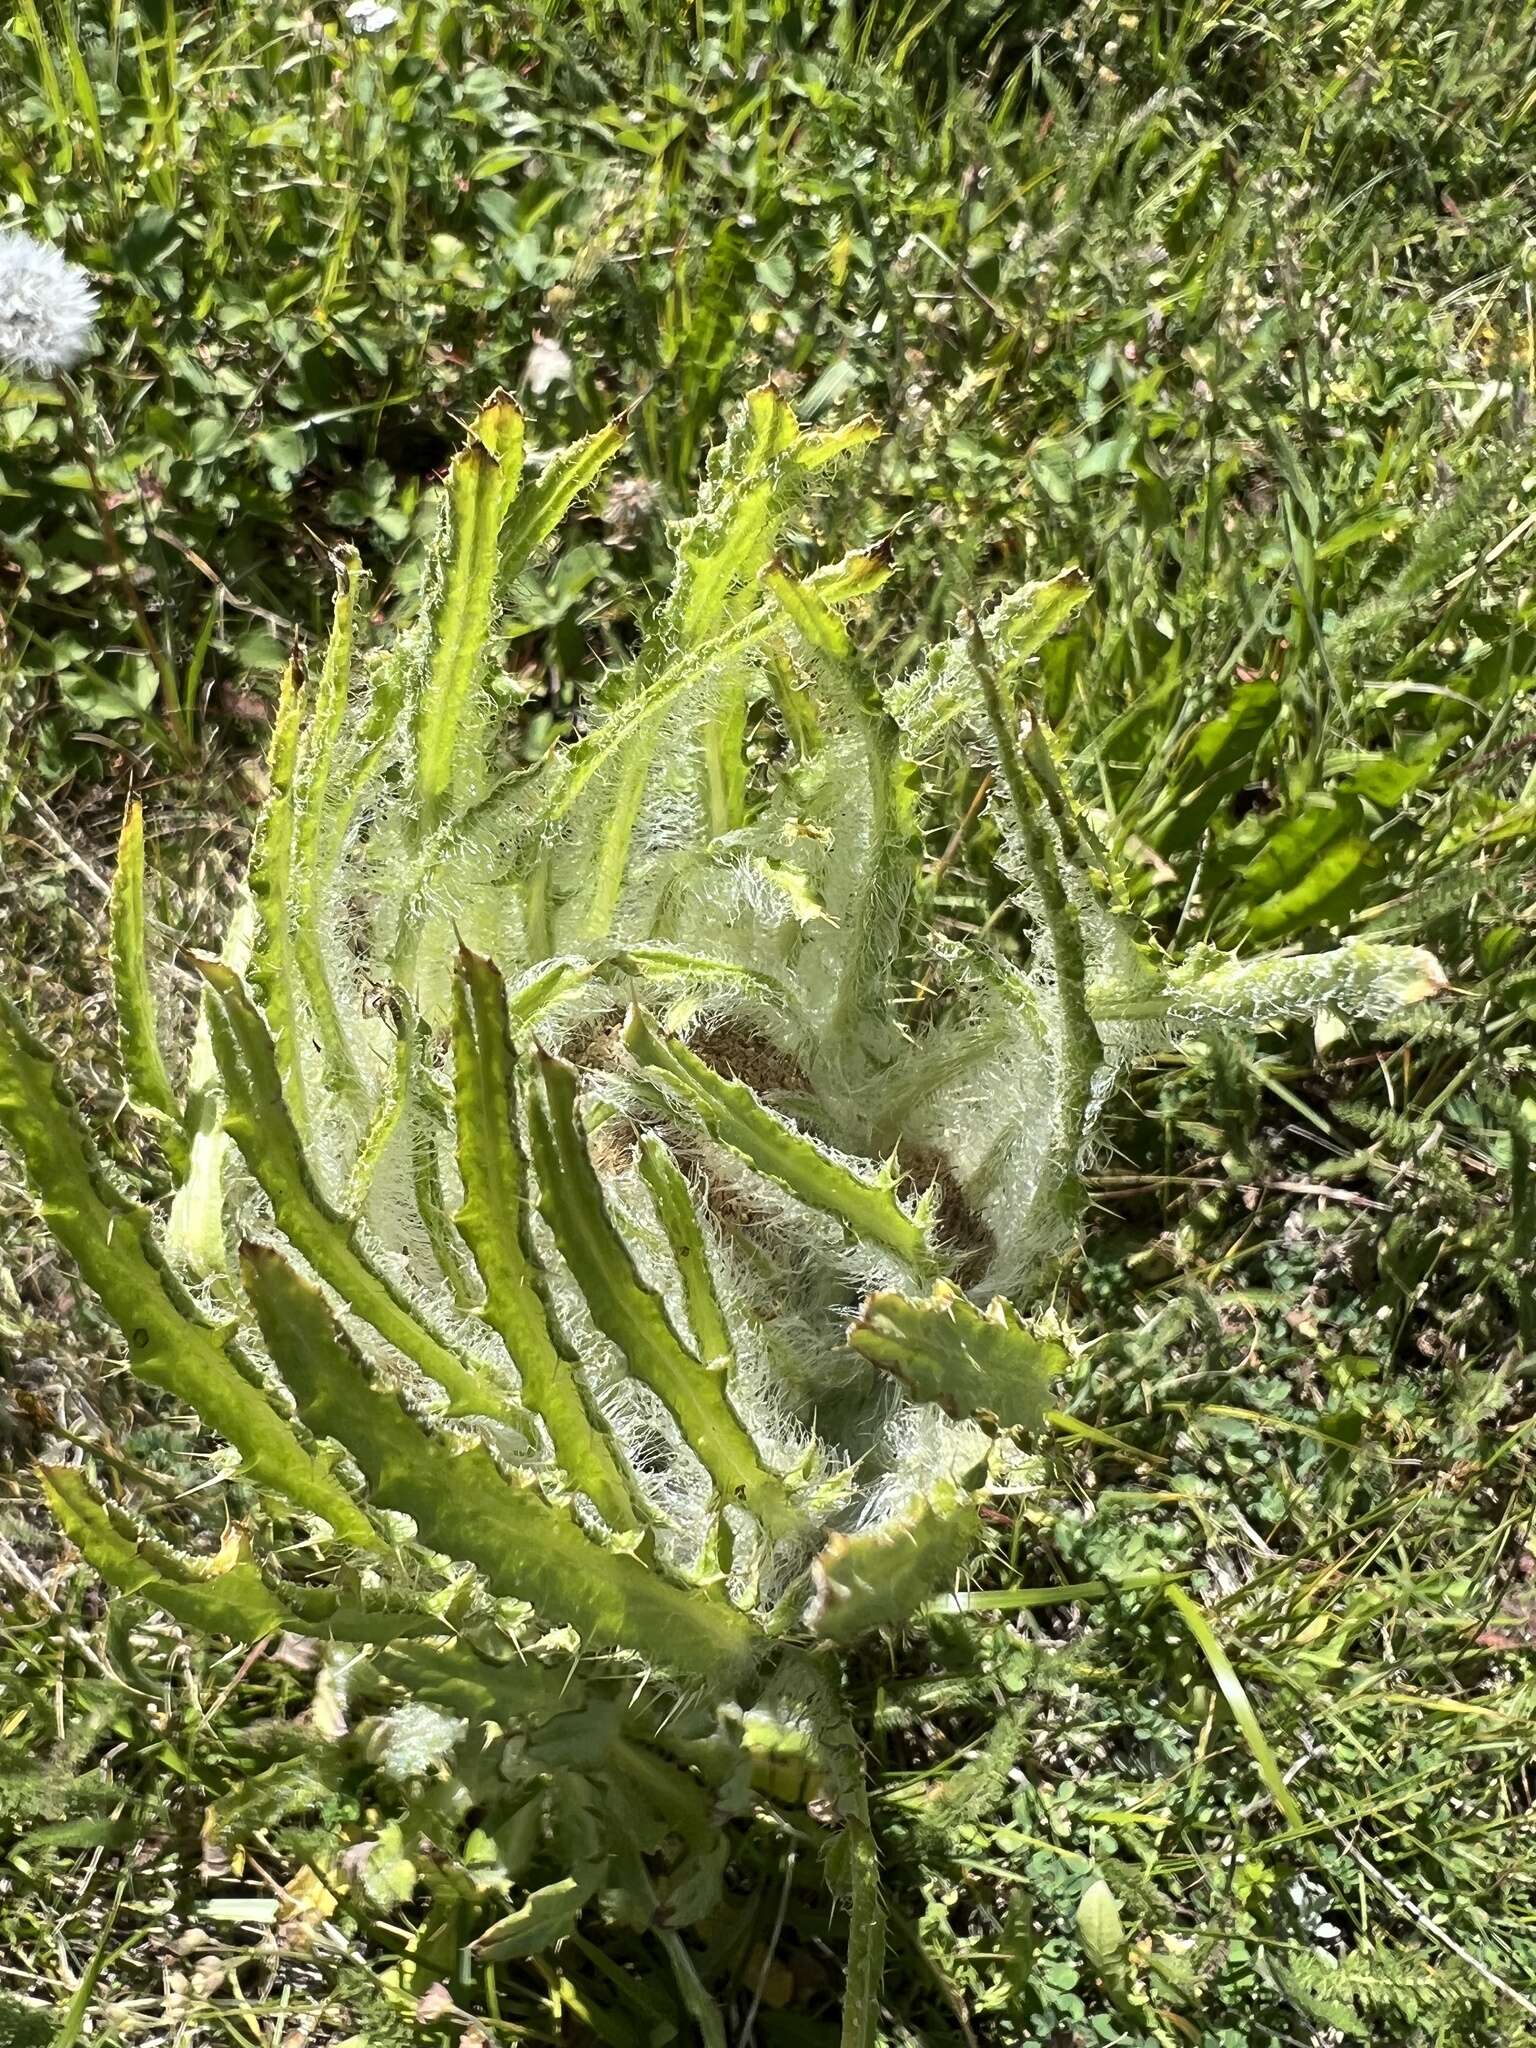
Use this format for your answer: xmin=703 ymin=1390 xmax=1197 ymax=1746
xmin=170 ymin=390 xmax=1448 ymax=1664
xmin=0 ymin=228 xmax=97 ymax=377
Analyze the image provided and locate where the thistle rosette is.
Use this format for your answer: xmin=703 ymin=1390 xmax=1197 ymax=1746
xmin=0 ymin=391 xmax=1442 ymax=2035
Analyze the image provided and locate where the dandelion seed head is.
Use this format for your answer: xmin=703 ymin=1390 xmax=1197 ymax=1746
xmin=344 ymin=0 xmax=399 ymax=30
xmin=0 ymin=229 xmax=98 ymax=378
xmin=524 ymin=333 xmax=573 ymax=395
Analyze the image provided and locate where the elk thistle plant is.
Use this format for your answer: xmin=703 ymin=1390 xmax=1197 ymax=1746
xmin=0 ymin=390 xmax=1442 ymax=2036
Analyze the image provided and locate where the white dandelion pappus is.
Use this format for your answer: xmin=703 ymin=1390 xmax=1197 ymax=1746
xmin=0 ymin=229 xmax=98 ymax=378
xmin=524 ymin=333 xmax=573 ymax=395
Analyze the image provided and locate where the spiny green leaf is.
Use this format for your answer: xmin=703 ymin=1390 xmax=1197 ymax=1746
xmin=604 ymin=945 xmax=790 ymax=1009
xmin=810 ymin=648 xmax=923 ymax=1065
xmin=165 ymin=899 xmax=254 ymax=1280
xmin=313 ymin=650 xmax=410 ymax=909
xmin=451 ymin=948 xmax=646 ymax=1535
xmin=989 ymin=568 xmax=1091 ymax=666
xmin=341 ymin=991 xmax=414 ymax=1214
xmin=198 ymin=959 xmax=531 ymax=1434
xmin=583 ymin=721 xmax=668 ymax=940
xmin=769 ymin=1655 xmax=885 ymax=2048
xmin=107 ymin=800 xmax=188 ymax=1178
xmin=527 ymin=1051 xmax=804 ymax=1542
xmin=581 ymin=395 xmax=832 ymax=924
xmin=0 ymin=992 xmax=369 ymax=1538
xmin=42 ymin=1466 xmax=297 ymax=1640
xmin=884 ymin=571 xmax=1088 ymax=754
xmin=46 ymin=1466 xmax=438 ymax=1645
xmin=506 ymin=545 xmax=889 ymax=860
xmin=290 ymin=549 xmax=366 ymax=1104
xmin=418 ymin=408 xmax=623 ymax=836
xmin=763 ymin=560 xmax=855 ymax=657
xmin=974 ymin=633 xmax=1104 ymax=1232
xmin=674 ymin=394 xmax=805 ymax=838
xmin=497 ymin=420 xmax=624 ymax=585
xmin=259 ymin=1580 xmax=450 ymax=1645
xmin=793 ymin=415 xmax=881 ymax=475
xmin=702 ymin=671 xmax=749 ymax=838
xmin=799 ymin=545 xmax=894 ymax=608
xmin=380 ymin=1643 xmax=573 ymax=1727
xmin=806 ymin=1482 xmax=981 ymax=1644
xmin=621 ymin=1007 xmax=936 ymax=1275
xmin=850 ymin=1280 xmax=1062 ymax=1433
xmin=404 ymin=1009 xmax=480 ymax=1312
xmin=714 ymin=382 xmax=801 ymax=481
xmin=246 ymin=660 xmax=308 ymax=1128
xmin=669 ymin=393 xmax=799 ymax=648
xmin=414 ymin=397 xmax=527 ymax=827
xmin=636 ymin=1137 xmax=737 ymax=1368
xmin=1158 ymin=940 xmax=1446 ymax=1037
xmin=241 ymin=1245 xmax=758 ymax=1683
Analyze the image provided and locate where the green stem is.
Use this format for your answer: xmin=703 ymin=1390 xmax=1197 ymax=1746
xmin=927 ymin=1568 xmax=1187 ymax=1615
xmin=973 ymin=624 xmax=1103 ymax=1219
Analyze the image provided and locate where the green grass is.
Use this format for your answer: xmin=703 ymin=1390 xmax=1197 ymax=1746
xmin=2 ymin=0 xmax=1536 ymax=2042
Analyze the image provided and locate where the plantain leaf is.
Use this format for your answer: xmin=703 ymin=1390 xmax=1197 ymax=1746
xmin=1076 ymin=1876 xmax=1127 ymax=1983
xmin=850 ymin=1280 xmax=1062 ymax=1433
xmin=473 ymin=1875 xmax=592 ymax=1960
xmin=1242 ymin=833 xmax=1375 ymax=940
xmin=1237 ymin=795 xmax=1362 ymax=903
xmin=1152 ymin=680 xmax=1281 ymax=856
